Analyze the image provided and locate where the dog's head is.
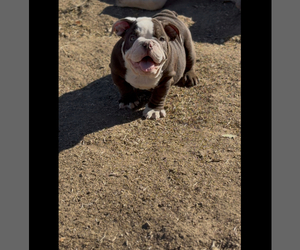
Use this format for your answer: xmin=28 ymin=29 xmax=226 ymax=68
xmin=111 ymin=17 xmax=179 ymax=77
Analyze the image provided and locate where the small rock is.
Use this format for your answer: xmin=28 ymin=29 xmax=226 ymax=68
xmin=222 ymin=134 xmax=237 ymax=139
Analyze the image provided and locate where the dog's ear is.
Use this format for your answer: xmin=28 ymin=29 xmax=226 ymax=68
xmin=162 ymin=22 xmax=180 ymax=41
xmin=111 ymin=17 xmax=136 ymax=37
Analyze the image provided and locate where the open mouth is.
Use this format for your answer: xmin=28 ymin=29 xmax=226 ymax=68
xmin=138 ymin=56 xmax=157 ymax=72
xmin=131 ymin=56 xmax=159 ymax=73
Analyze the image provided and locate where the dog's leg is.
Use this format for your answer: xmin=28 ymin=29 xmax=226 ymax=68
xmin=111 ymin=73 xmax=139 ymax=109
xmin=182 ymin=29 xmax=200 ymax=87
xmin=143 ymin=77 xmax=173 ymax=119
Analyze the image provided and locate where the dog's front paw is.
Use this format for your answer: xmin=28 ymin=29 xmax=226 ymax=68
xmin=143 ymin=104 xmax=166 ymax=119
xmin=119 ymin=100 xmax=140 ymax=109
xmin=119 ymin=94 xmax=140 ymax=109
xmin=183 ymin=70 xmax=199 ymax=88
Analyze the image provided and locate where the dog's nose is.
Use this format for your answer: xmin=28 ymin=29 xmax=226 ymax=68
xmin=142 ymin=41 xmax=153 ymax=50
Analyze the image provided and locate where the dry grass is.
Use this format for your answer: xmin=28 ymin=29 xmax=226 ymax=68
xmin=59 ymin=0 xmax=241 ymax=249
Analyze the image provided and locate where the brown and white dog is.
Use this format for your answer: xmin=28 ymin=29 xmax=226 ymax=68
xmin=110 ymin=10 xmax=199 ymax=119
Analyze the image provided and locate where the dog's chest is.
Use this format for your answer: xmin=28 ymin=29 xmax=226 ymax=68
xmin=125 ymin=70 xmax=162 ymax=90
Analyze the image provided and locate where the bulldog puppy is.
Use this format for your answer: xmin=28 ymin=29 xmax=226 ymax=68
xmin=115 ymin=0 xmax=168 ymax=11
xmin=110 ymin=10 xmax=199 ymax=119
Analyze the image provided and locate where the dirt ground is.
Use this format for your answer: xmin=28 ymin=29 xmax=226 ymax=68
xmin=59 ymin=0 xmax=241 ymax=249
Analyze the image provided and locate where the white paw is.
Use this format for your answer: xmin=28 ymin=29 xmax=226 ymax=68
xmin=119 ymin=101 xmax=140 ymax=109
xmin=143 ymin=104 xmax=166 ymax=119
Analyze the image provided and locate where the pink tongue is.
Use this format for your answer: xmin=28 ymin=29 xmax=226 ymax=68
xmin=139 ymin=57 xmax=155 ymax=72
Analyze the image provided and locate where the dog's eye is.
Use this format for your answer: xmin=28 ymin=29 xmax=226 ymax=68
xmin=159 ymin=37 xmax=165 ymax=42
xmin=130 ymin=35 xmax=136 ymax=42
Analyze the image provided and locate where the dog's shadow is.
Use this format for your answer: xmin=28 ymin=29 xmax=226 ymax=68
xmin=59 ymin=75 xmax=144 ymax=153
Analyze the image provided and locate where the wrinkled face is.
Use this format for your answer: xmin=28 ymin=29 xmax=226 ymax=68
xmin=112 ymin=17 xmax=179 ymax=77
